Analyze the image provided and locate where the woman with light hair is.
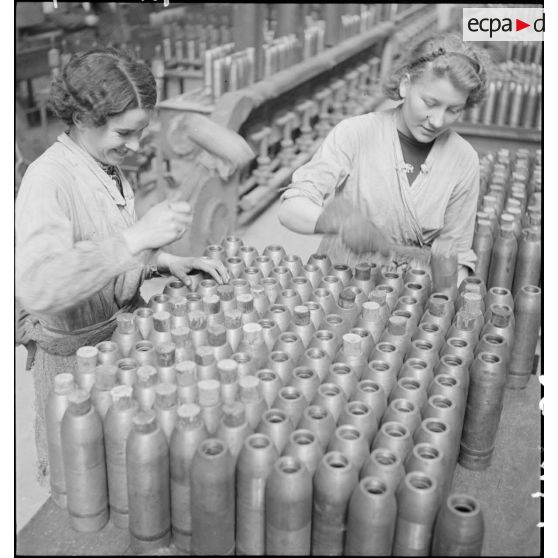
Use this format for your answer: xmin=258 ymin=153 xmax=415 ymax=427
xmin=279 ymin=33 xmax=491 ymax=280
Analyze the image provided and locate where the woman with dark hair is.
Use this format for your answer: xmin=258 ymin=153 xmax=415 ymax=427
xmin=279 ymin=33 xmax=491 ymax=279
xmin=15 ymin=48 xmax=228 ymax=481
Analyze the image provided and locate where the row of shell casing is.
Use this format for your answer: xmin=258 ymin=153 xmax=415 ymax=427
xmin=47 ymin=251 xmax=539 ymax=553
xmin=474 ymin=148 xmax=541 ymax=295
xmin=48 ymin=379 xmax=484 ymax=555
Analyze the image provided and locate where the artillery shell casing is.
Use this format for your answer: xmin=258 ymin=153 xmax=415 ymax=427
xmin=369 ymin=342 xmax=404 ymax=377
xmin=104 ymin=388 xmax=138 ymax=528
xmin=311 ymin=382 xmax=347 ymax=423
xmin=96 ymin=340 xmax=122 ymax=366
xmin=327 ymin=425 xmax=369 ymax=472
xmin=487 ymin=227 xmax=518 ymax=291
xmin=392 ymin=472 xmax=440 ymax=556
xmin=236 ymin=434 xmax=279 ymax=555
xmin=257 ymin=408 xmax=293 ymax=454
xmin=300 ymin=346 xmax=333 ymax=381
xmin=495 ymin=81 xmax=512 ymax=126
xmin=405 ymin=442 xmax=451 ymax=504
xmin=170 ymin=404 xmax=208 ymax=552
xmin=61 ymin=390 xmax=109 ymax=532
xmin=191 ymin=438 xmax=235 ymax=555
xmin=512 ymin=230 xmax=541 ymax=298
xmin=459 ymin=353 xmax=507 ymax=470
xmin=508 ymin=285 xmax=541 ymax=389
xmin=312 ymin=451 xmax=358 ymax=556
xmin=389 ymin=376 xmax=428 ymax=410
xmin=256 ymin=369 xmax=283 ymax=407
xmin=282 ymin=429 xmax=324 ymax=475
xmin=351 ymin=378 xmax=388 ymax=423
xmin=273 ymin=386 xmax=307 ymax=427
xmin=288 ymin=366 xmax=321 ymax=402
xmin=432 ymin=494 xmax=484 ymax=556
xmin=338 ymin=400 xmax=378 ymax=445
xmin=398 ymin=357 xmax=434 ymax=387
xmin=45 ymin=373 xmax=75 ymax=508
xmin=382 ymin=397 xmax=422 ymax=435
xmin=326 ymin=362 xmax=358 ymax=399
xmin=372 ymin=421 xmax=413 ymax=463
xmin=345 ymin=476 xmax=397 ymax=556
xmin=265 ymin=456 xmax=313 ymax=555
xmin=126 ymin=411 xmax=171 ymax=553
xmin=75 ymin=346 xmax=98 ymax=392
xmin=111 ymin=314 xmax=141 ymax=358
xmin=360 ymin=448 xmax=405 ymax=495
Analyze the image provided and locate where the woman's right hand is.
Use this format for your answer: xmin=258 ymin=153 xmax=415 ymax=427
xmin=123 ymin=200 xmax=192 ymax=255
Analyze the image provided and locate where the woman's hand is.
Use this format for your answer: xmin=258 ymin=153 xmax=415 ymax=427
xmin=340 ymin=215 xmax=392 ymax=256
xmin=156 ymin=252 xmax=229 ymax=286
xmin=123 ymin=200 xmax=192 ymax=255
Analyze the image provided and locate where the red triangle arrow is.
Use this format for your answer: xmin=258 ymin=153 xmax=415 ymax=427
xmin=516 ymin=18 xmax=530 ymax=31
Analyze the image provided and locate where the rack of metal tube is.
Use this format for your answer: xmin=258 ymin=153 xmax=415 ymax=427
xmin=460 ymin=62 xmax=542 ymax=130
xmin=237 ymin=55 xmax=384 ymax=224
xmin=340 ymin=5 xmax=379 ymax=41
xmin=158 ymin=4 xmax=429 ymax=104
xmin=504 ymin=41 xmax=543 ymax=65
xmin=46 ymin=236 xmax=541 ymax=554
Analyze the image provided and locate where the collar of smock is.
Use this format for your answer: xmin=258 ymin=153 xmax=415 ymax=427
xmin=56 ymin=132 xmax=134 ymax=206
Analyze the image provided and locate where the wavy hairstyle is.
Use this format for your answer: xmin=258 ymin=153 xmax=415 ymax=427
xmin=382 ymin=33 xmax=491 ymax=108
xmin=48 ymin=47 xmax=157 ymax=127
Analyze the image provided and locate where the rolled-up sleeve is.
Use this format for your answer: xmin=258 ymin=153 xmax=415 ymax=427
xmin=15 ymin=163 xmax=143 ymax=315
xmin=281 ymin=119 xmax=356 ymax=207
xmin=440 ymin=152 xmax=480 ymax=271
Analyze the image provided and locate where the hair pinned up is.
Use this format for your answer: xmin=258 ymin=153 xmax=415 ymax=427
xmin=48 ymin=47 xmax=157 ymax=127
xmin=382 ymin=33 xmax=492 ymax=108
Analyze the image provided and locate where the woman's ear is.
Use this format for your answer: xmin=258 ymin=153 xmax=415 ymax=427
xmin=399 ymin=73 xmax=411 ymax=99
xmin=72 ymin=113 xmax=86 ymax=129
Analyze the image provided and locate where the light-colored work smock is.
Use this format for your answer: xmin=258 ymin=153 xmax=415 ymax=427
xmin=15 ymin=132 xmax=151 ymax=481
xmin=281 ymin=107 xmax=479 ymax=270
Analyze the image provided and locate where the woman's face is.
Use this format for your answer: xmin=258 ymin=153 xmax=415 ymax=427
xmin=397 ymin=68 xmax=468 ymax=143
xmin=76 ymin=108 xmax=152 ymax=166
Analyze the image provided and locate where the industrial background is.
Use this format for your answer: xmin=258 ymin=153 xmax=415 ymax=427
xmin=15 ymin=2 xmax=542 ymax=555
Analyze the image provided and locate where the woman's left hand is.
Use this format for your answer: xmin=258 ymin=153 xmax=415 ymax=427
xmin=156 ymin=252 xmax=229 ymax=286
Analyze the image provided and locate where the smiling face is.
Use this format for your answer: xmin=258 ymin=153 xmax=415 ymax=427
xmin=397 ymin=67 xmax=469 ymax=143
xmin=72 ymin=108 xmax=152 ymax=165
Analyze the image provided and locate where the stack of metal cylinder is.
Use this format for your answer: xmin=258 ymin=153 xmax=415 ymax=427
xmin=302 ymin=19 xmax=326 ymax=60
xmin=474 ymin=147 xmax=541 ymax=297
xmin=340 ymin=5 xmax=378 ymax=40
xmin=156 ymin=20 xmax=234 ymax=67
xmin=43 ymin=226 xmax=544 ymax=555
xmin=473 ymin=147 xmax=542 ymax=394
xmin=262 ymin=34 xmax=303 ymax=78
xmin=461 ymin=61 xmax=542 ymax=129
xmin=504 ymin=41 xmax=543 ymax=65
